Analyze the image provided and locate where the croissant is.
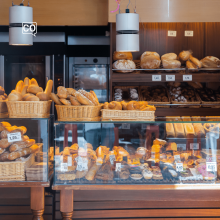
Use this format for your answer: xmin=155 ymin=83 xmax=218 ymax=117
xmin=141 ymin=105 xmax=156 ymax=111
xmin=103 ymin=101 xmax=122 ymax=110
xmin=127 ymin=101 xmax=140 ymax=110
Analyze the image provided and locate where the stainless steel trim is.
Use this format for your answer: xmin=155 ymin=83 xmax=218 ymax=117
xmin=68 ymin=36 xmax=110 ymax=45
xmin=63 ymin=55 xmax=66 ymax=88
xmin=0 ymin=56 xmax=4 ymax=87
xmin=74 ymin=57 xmax=108 ymax=65
xmin=69 ymin=57 xmax=74 ymax=88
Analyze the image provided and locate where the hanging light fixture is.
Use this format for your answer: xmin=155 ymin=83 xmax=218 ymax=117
xmin=116 ymin=0 xmax=139 ymax=52
xmin=9 ymin=1 xmax=33 ymax=46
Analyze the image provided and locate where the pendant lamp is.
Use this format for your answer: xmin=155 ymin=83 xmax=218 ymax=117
xmin=9 ymin=1 xmax=33 ymax=45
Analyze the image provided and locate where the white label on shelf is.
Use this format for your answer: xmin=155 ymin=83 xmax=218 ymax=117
xmin=183 ymin=75 xmax=192 ymax=81
xmin=174 ymin=155 xmax=181 ymax=162
xmin=152 ymin=75 xmax=161 ymax=81
xmin=206 ymin=162 xmax=217 ymax=172
xmin=177 ymin=144 xmax=186 ymax=151
xmin=7 ymin=132 xmax=21 ymax=143
xmin=76 ymin=156 xmax=88 ymax=171
xmin=168 ymin=31 xmax=177 ymax=37
xmin=60 ymin=163 xmax=68 ymax=172
xmin=141 ymin=124 xmax=147 ymax=130
xmin=190 ymin=143 xmax=200 ymax=150
xmin=115 ymin=163 xmax=121 ymax=172
xmin=176 ymin=163 xmax=183 ymax=172
xmin=122 ymin=124 xmax=130 ymax=129
xmin=166 ymin=75 xmax=175 ymax=81
xmin=67 ymin=156 xmax=72 ymax=166
xmin=109 ymin=154 xmax=116 ymax=165
xmin=55 ymin=155 xmax=61 ymax=166
xmin=185 ymin=30 xmax=193 ymax=37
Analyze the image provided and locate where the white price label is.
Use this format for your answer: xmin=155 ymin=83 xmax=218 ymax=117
xmin=190 ymin=143 xmax=200 ymax=150
xmin=152 ymin=75 xmax=161 ymax=81
xmin=176 ymin=163 xmax=183 ymax=172
xmin=122 ymin=124 xmax=130 ymax=129
xmin=67 ymin=156 xmax=72 ymax=166
xmin=168 ymin=31 xmax=177 ymax=37
xmin=61 ymin=163 xmax=68 ymax=172
xmin=7 ymin=132 xmax=21 ymax=143
xmin=185 ymin=31 xmax=193 ymax=37
xmin=183 ymin=75 xmax=192 ymax=81
xmin=206 ymin=162 xmax=217 ymax=172
xmin=75 ymin=156 xmax=88 ymax=171
xmin=55 ymin=155 xmax=61 ymax=166
xmin=141 ymin=124 xmax=147 ymax=130
xmin=166 ymin=75 xmax=175 ymax=81
xmin=206 ymin=156 xmax=215 ymax=162
xmin=174 ymin=155 xmax=181 ymax=162
xmin=177 ymin=144 xmax=186 ymax=151
xmin=109 ymin=154 xmax=116 ymax=165
xmin=115 ymin=163 xmax=121 ymax=172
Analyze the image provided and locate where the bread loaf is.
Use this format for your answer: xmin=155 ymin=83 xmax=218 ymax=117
xmin=50 ymin=93 xmax=62 ymax=105
xmin=200 ymin=56 xmax=220 ymax=68
xmin=189 ymin=55 xmax=202 ymax=68
xmin=179 ymin=50 xmax=192 ymax=61
xmin=15 ymin=80 xmax=24 ymax=92
xmin=44 ymin=80 xmax=53 ymax=96
xmin=174 ymin=123 xmax=185 ymax=138
xmin=183 ymin=123 xmax=195 ymax=137
xmin=85 ymin=163 xmax=102 ymax=181
xmin=140 ymin=55 xmax=161 ymax=69
xmin=193 ymin=123 xmax=205 ymax=138
xmin=36 ymin=92 xmax=50 ymax=101
xmin=78 ymin=89 xmax=99 ymax=106
xmin=70 ymin=96 xmax=81 ymax=106
xmin=57 ymin=86 xmax=68 ymax=99
xmin=0 ymin=152 xmax=9 ymax=161
xmin=26 ymin=96 xmax=40 ymax=101
xmin=140 ymin=51 xmax=160 ymax=61
xmin=75 ymin=92 xmax=94 ymax=105
xmin=161 ymin=53 xmax=177 ymax=60
xmin=162 ymin=59 xmax=181 ymax=69
xmin=113 ymin=51 xmax=133 ymax=61
xmin=9 ymin=139 xmax=35 ymax=152
xmin=0 ymin=138 xmax=11 ymax=149
xmin=66 ymin=88 xmax=77 ymax=97
xmin=166 ymin=123 xmax=175 ymax=137
xmin=113 ymin=60 xmax=136 ymax=73
xmin=8 ymin=92 xmax=22 ymax=101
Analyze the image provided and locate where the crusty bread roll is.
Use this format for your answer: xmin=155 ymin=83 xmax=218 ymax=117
xmin=75 ymin=92 xmax=94 ymax=105
xmin=22 ymin=93 xmax=34 ymax=101
xmin=24 ymin=77 xmax=30 ymax=86
xmin=161 ymin=53 xmax=177 ymax=60
xmin=113 ymin=60 xmax=136 ymax=73
xmin=103 ymin=101 xmax=122 ymax=110
xmin=30 ymin=78 xmax=39 ymax=86
xmin=200 ymin=56 xmax=220 ymax=68
xmin=27 ymin=85 xmax=43 ymax=94
xmin=79 ymin=89 xmax=99 ymax=106
xmin=26 ymin=96 xmax=40 ymax=101
xmin=162 ymin=59 xmax=181 ymax=69
xmin=186 ymin=60 xmax=198 ymax=72
xmin=70 ymin=96 xmax=81 ymax=106
xmin=141 ymin=55 xmax=161 ymax=69
xmin=8 ymin=92 xmax=22 ymax=101
xmin=66 ymin=88 xmax=77 ymax=97
xmin=36 ymin=92 xmax=50 ymax=101
xmin=15 ymin=80 xmax=24 ymax=92
xmin=21 ymin=85 xmax=28 ymax=97
xmin=113 ymin=51 xmax=133 ymax=61
xmin=44 ymin=80 xmax=53 ymax=96
xmin=50 ymin=93 xmax=62 ymax=105
xmin=189 ymin=55 xmax=202 ymax=68
xmin=178 ymin=50 xmax=192 ymax=62
xmin=140 ymin=51 xmax=160 ymax=61
xmin=57 ymin=86 xmax=68 ymax=99
xmin=60 ymin=99 xmax=71 ymax=105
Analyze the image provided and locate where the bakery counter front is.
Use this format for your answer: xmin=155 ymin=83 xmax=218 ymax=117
xmin=53 ymin=117 xmax=220 ymax=188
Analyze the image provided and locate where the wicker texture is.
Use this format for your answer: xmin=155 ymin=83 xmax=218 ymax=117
xmin=6 ymin=101 xmax=52 ymax=118
xmin=0 ymin=153 xmax=34 ymax=181
xmin=56 ymin=105 xmax=102 ymax=121
xmin=101 ymin=109 xmax=155 ymax=121
xmin=0 ymin=101 xmax=8 ymax=113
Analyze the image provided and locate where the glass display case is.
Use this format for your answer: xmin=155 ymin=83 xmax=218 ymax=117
xmin=53 ymin=117 xmax=220 ymax=186
xmin=0 ymin=117 xmax=54 ymax=182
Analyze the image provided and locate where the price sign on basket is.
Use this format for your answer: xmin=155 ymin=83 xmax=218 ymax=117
xmin=176 ymin=163 xmax=183 ymax=172
xmin=206 ymin=162 xmax=217 ymax=172
xmin=168 ymin=31 xmax=177 ymax=37
xmin=7 ymin=132 xmax=22 ymax=143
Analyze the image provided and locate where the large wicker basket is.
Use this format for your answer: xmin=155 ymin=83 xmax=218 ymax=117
xmin=6 ymin=101 xmax=52 ymax=118
xmin=0 ymin=153 xmax=34 ymax=181
xmin=101 ymin=109 xmax=155 ymax=121
xmin=0 ymin=101 xmax=8 ymax=118
xmin=56 ymin=105 xmax=102 ymax=121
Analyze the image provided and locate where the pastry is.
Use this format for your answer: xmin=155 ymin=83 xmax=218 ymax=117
xmin=50 ymin=93 xmax=62 ymax=105
xmin=75 ymin=91 xmax=94 ymax=105
xmin=113 ymin=51 xmax=133 ymax=61
xmin=189 ymin=55 xmax=202 ymax=68
xmin=152 ymin=166 xmax=163 ymax=180
xmin=140 ymin=51 xmax=160 ymax=60
xmin=119 ymin=167 xmax=130 ymax=179
xmin=200 ymin=56 xmax=220 ymax=68
xmin=57 ymin=86 xmax=68 ymax=99
xmin=36 ymin=92 xmax=50 ymax=101
xmin=166 ymin=123 xmax=175 ymax=137
xmin=70 ymin=96 xmax=81 ymax=106
xmin=127 ymin=101 xmax=140 ymax=110
xmin=60 ymin=99 xmax=71 ymax=105
xmin=178 ymin=50 xmax=192 ymax=62
xmin=95 ymin=162 xmax=113 ymax=180
xmin=142 ymin=169 xmax=153 ymax=179
xmin=27 ymin=85 xmax=43 ymax=95
xmin=113 ymin=60 xmax=136 ymax=73
xmin=44 ymin=80 xmax=53 ymax=96
xmin=8 ymin=92 xmax=22 ymax=101
xmin=96 ymin=146 xmax=109 ymax=160
xmin=130 ymin=173 xmax=143 ymax=180
xmin=15 ymin=80 xmax=24 ymax=92
xmin=140 ymin=55 xmax=161 ymax=69
xmin=121 ymin=101 xmax=128 ymax=110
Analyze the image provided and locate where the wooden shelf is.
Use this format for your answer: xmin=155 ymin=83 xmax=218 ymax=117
xmin=0 ymin=181 xmax=50 ymax=187
xmin=112 ymin=72 xmax=220 ymax=83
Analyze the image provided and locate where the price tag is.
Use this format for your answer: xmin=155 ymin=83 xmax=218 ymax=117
xmin=185 ymin=31 xmax=193 ymax=37
xmin=177 ymin=144 xmax=186 ymax=151
xmin=115 ymin=163 xmax=121 ymax=172
xmin=183 ymin=75 xmax=192 ymax=81
xmin=141 ymin=124 xmax=147 ymax=130
xmin=206 ymin=162 xmax=217 ymax=172
xmin=60 ymin=163 xmax=68 ymax=172
xmin=166 ymin=75 xmax=175 ymax=81
xmin=109 ymin=154 xmax=115 ymax=165
xmin=152 ymin=75 xmax=161 ymax=81
xmin=67 ymin=156 xmax=72 ymax=166
xmin=55 ymin=155 xmax=61 ymax=166
xmin=75 ymin=156 xmax=88 ymax=171
xmin=7 ymin=132 xmax=21 ymax=143
xmin=168 ymin=31 xmax=177 ymax=37
xmin=122 ymin=124 xmax=130 ymax=129
xmin=190 ymin=143 xmax=200 ymax=150
xmin=206 ymin=156 xmax=215 ymax=162
xmin=176 ymin=163 xmax=183 ymax=172
xmin=174 ymin=155 xmax=181 ymax=162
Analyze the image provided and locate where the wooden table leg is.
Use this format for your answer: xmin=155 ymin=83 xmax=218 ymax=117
xmin=60 ymin=189 xmax=74 ymax=220
xmin=30 ymin=187 xmax=45 ymax=220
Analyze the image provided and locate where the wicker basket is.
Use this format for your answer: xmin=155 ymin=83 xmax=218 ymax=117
xmin=0 ymin=153 xmax=34 ymax=182
xmin=6 ymin=101 xmax=52 ymax=118
xmin=0 ymin=101 xmax=8 ymax=113
xmin=56 ymin=105 xmax=102 ymax=121
xmin=0 ymin=112 xmax=8 ymax=118
xmin=101 ymin=109 xmax=155 ymax=121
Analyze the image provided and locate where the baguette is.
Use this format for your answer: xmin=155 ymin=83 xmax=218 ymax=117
xmin=44 ymin=80 xmax=53 ymax=96
xmin=9 ymin=139 xmax=35 ymax=152
xmin=78 ymin=90 xmax=99 ymax=106
xmin=60 ymin=99 xmax=71 ymax=105
xmin=70 ymin=96 xmax=81 ymax=106
xmin=24 ymin=77 xmax=30 ymax=86
xmin=85 ymin=163 xmax=102 ymax=181
xmin=66 ymin=88 xmax=77 ymax=97
xmin=50 ymin=93 xmax=62 ymax=105
xmin=189 ymin=55 xmax=202 ymax=68
xmin=36 ymin=92 xmax=50 ymax=101
xmin=15 ymin=80 xmax=24 ymax=92
xmin=75 ymin=92 xmax=94 ymax=105
xmin=90 ymin=91 xmax=99 ymax=105
xmin=57 ymin=86 xmax=68 ymax=99
xmin=21 ymin=85 xmax=28 ymax=97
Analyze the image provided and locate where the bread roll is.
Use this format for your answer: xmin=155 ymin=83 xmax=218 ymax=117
xmin=0 ymin=152 xmax=9 ymax=161
xmin=103 ymin=101 xmax=122 ymax=110
xmin=193 ymin=123 xmax=205 ymax=138
xmin=44 ymin=80 xmax=53 ymax=96
xmin=162 ymin=59 xmax=181 ymax=69
xmin=140 ymin=51 xmax=160 ymax=61
xmin=21 ymin=85 xmax=28 ymax=96
xmin=179 ymin=50 xmax=192 ymax=61
xmin=78 ymin=89 xmax=99 ymax=106
xmin=189 ymin=55 xmax=202 ymax=68
xmin=50 ymin=93 xmax=62 ymax=105
xmin=27 ymin=85 xmax=43 ymax=94
xmin=66 ymin=88 xmax=77 ymax=97
xmin=70 ymin=96 xmax=81 ymax=106
xmin=9 ymin=139 xmax=35 ymax=152
xmin=15 ymin=80 xmax=24 ymax=92
xmin=186 ymin=60 xmax=197 ymax=69
xmin=60 ymin=99 xmax=71 ymax=105
xmin=26 ymin=96 xmax=40 ymax=101
xmin=140 ymin=55 xmax=161 ymax=69
xmin=75 ymin=92 xmax=94 ymax=105
xmin=113 ymin=60 xmax=136 ymax=73
xmin=0 ymin=139 xmax=11 ymax=149
xmin=161 ymin=53 xmax=177 ymax=60
xmin=36 ymin=92 xmax=50 ymax=101
xmin=22 ymin=93 xmax=34 ymax=101
xmin=57 ymin=86 xmax=68 ymax=99
xmin=24 ymin=77 xmax=30 ymax=86
xmin=113 ymin=51 xmax=133 ymax=61
xmin=183 ymin=123 xmax=195 ymax=137
xmin=8 ymin=92 xmax=22 ymax=101
xmin=200 ymin=56 xmax=220 ymax=68
xmin=30 ymin=78 xmax=39 ymax=86
xmin=127 ymin=101 xmax=140 ymax=110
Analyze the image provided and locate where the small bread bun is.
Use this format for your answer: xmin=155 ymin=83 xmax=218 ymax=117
xmin=57 ymin=86 xmax=68 ymax=99
xmin=66 ymin=88 xmax=77 ymax=97
xmin=75 ymin=92 xmax=94 ymax=105
xmin=44 ymin=80 xmax=53 ymax=96
xmin=140 ymin=55 xmax=161 ymax=69
xmin=162 ymin=59 xmax=181 ymax=69
xmin=140 ymin=51 xmax=160 ymax=61
xmin=113 ymin=60 xmax=136 ymax=73
xmin=30 ymin=78 xmax=39 ymax=86
xmin=8 ymin=92 xmax=22 ymax=101
xmin=27 ymin=85 xmax=43 ymax=94
xmin=178 ymin=50 xmax=192 ymax=62
xmin=26 ymin=96 xmax=40 ymax=101
xmin=22 ymin=93 xmax=34 ymax=101
xmin=36 ymin=92 xmax=50 ymax=101
xmin=113 ymin=51 xmax=133 ymax=61
xmin=50 ymin=93 xmax=62 ymax=105
xmin=161 ymin=53 xmax=177 ymax=60
xmin=70 ymin=96 xmax=81 ymax=106
xmin=21 ymin=85 xmax=28 ymax=97
xmin=60 ymin=99 xmax=71 ymax=105
xmin=15 ymin=80 xmax=24 ymax=92
xmin=24 ymin=77 xmax=30 ymax=86
xmin=104 ymin=101 xmax=122 ymax=110
xmin=189 ymin=55 xmax=202 ymax=68
xmin=127 ymin=101 xmax=140 ymax=110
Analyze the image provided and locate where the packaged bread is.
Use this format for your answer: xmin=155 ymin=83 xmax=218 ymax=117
xmin=178 ymin=50 xmax=192 ymax=62
xmin=140 ymin=55 xmax=161 ymax=69
xmin=183 ymin=123 xmax=195 ymax=137
xmin=193 ymin=123 xmax=205 ymax=138
xmin=162 ymin=59 xmax=181 ymax=69
xmin=161 ymin=53 xmax=177 ymax=61
xmin=113 ymin=60 xmax=136 ymax=73
xmin=140 ymin=51 xmax=160 ymax=61
xmin=200 ymin=56 xmax=220 ymax=68
xmin=173 ymin=123 xmax=185 ymax=138
xmin=166 ymin=123 xmax=175 ymax=137
xmin=189 ymin=55 xmax=202 ymax=68
xmin=113 ymin=51 xmax=133 ymax=61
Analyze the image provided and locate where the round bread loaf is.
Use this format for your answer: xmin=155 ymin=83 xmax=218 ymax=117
xmin=8 ymin=92 xmax=22 ymax=101
xmin=178 ymin=50 xmax=192 ymax=61
xmin=113 ymin=60 xmax=136 ymax=73
xmin=140 ymin=55 xmax=161 ymax=69
xmin=161 ymin=53 xmax=177 ymax=60
xmin=113 ymin=51 xmax=133 ymax=61
xmin=200 ymin=56 xmax=220 ymax=68
xmin=162 ymin=59 xmax=181 ymax=69
xmin=140 ymin=51 xmax=160 ymax=61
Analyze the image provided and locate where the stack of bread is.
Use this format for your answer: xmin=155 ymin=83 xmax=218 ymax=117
xmin=0 ymin=87 xmax=7 ymax=101
xmin=0 ymin=121 xmax=40 ymax=162
xmin=7 ymin=77 xmax=53 ymax=102
xmin=140 ymin=51 xmax=161 ymax=69
xmin=113 ymin=51 xmax=136 ymax=73
xmin=161 ymin=53 xmax=181 ymax=69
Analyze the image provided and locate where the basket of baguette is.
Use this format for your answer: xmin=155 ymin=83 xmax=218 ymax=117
xmin=0 ymin=86 xmax=8 ymax=118
xmin=0 ymin=121 xmax=42 ymax=181
xmin=6 ymin=78 xmax=53 ymax=118
xmin=51 ymin=86 xmax=102 ymax=121
xmin=101 ymin=101 xmax=156 ymax=121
